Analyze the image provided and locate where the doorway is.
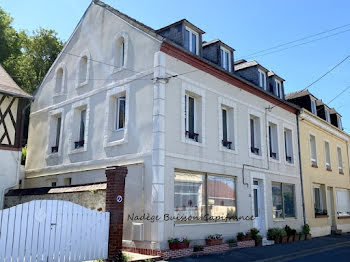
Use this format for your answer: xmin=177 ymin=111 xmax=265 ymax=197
xmin=253 ymin=180 xmax=263 ymax=231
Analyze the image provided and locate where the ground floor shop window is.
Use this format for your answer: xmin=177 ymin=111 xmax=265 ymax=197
xmin=174 ymin=171 xmax=236 ymax=222
xmin=272 ymin=182 xmax=295 ymax=219
xmin=336 ymin=189 xmax=350 ymax=217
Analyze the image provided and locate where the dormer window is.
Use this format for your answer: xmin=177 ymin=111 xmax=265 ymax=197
xmin=258 ymin=69 xmax=267 ymax=90
xmin=311 ymin=100 xmax=317 ymax=114
xmin=338 ymin=117 xmax=343 ymax=130
xmin=184 ymin=27 xmax=199 ymax=55
xmin=220 ymin=47 xmax=231 ymax=72
xmin=275 ymin=80 xmax=282 ymax=98
xmin=325 ymin=109 xmax=330 ymax=123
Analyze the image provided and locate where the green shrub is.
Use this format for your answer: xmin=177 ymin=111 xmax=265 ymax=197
xmin=237 ymin=232 xmax=244 ymax=241
xmin=21 ymin=146 xmax=27 ymax=165
xmin=302 ymin=224 xmax=310 ymax=235
xmin=250 ymin=228 xmax=260 ymax=239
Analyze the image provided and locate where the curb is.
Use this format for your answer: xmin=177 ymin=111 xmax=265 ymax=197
xmin=255 ymin=240 xmax=350 ymax=262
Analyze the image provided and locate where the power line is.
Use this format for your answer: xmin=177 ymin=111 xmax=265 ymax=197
xmin=327 ymin=85 xmax=350 ymax=105
xmin=302 ymin=55 xmax=350 ymax=91
xmin=239 ymin=23 xmax=350 ymax=59
xmin=240 ymin=27 xmax=350 ymax=59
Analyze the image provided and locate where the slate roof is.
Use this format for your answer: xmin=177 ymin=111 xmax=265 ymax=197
xmin=202 ymin=39 xmax=235 ymax=51
xmin=156 ymin=18 xmax=205 ymax=34
xmin=285 ymin=89 xmax=312 ymax=100
xmin=0 ymin=64 xmax=32 ymax=99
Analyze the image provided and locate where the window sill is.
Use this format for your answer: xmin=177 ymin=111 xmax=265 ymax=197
xmin=104 ymin=138 xmax=127 ymax=148
xmin=273 ymin=217 xmax=297 ymax=222
xmin=337 ymin=215 xmax=350 ymax=219
xmin=219 ymin=145 xmax=238 ymax=155
xmin=311 ymin=163 xmax=318 ymax=168
xmin=112 ymin=66 xmax=126 ymax=75
xmin=285 ymin=161 xmax=295 ymax=167
xmin=249 ymin=152 xmax=264 ymax=160
xmin=326 ymin=167 xmax=332 ymax=172
xmin=46 ymin=152 xmax=60 ymax=159
xmin=183 ymin=139 xmax=204 ymax=147
xmin=269 ymin=157 xmax=281 ymax=164
xmin=76 ymin=81 xmax=88 ymax=88
xmin=339 ymin=170 xmax=344 ymax=175
xmin=315 ymin=214 xmax=328 ymax=218
xmin=69 ymin=147 xmax=87 ymax=154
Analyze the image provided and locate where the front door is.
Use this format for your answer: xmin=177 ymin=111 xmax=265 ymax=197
xmin=253 ymin=180 xmax=262 ymax=230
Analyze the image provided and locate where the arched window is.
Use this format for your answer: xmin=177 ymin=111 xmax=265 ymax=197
xmin=55 ymin=67 xmax=64 ymax=94
xmin=116 ymin=37 xmax=125 ymax=67
xmin=79 ymin=56 xmax=88 ymax=85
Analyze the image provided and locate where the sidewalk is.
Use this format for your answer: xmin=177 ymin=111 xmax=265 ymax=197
xmin=171 ymin=233 xmax=350 ymax=262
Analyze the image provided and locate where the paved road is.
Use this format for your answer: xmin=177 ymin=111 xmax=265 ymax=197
xmin=171 ymin=234 xmax=350 ymax=262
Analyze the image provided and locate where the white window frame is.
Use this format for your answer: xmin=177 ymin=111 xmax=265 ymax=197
xmin=267 ymin=119 xmax=280 ymax=162
xmin=185 ymin=26 xmax=199 ymax=55
xmin=258 ymin=69 xmax=267 ymax=90
xmin=324 ymin=140 xmax=331 ymax=170
xmin=218 ymin=97 xmax=237 ymax=154
xmin=76 ymin=49 xmax=91 ymax=88
xmin=311 ymin=100 xmax=317 ymax=114
xmin=220 ymin=46 xmax=231 ymax=72
xmin=309 ymin=133 xmax=318 ymax=166
xmin=112 ymin=32 xmax=129 ymax=74
xmin=275 ymin=79 xmax=282 ymax=98
xmin=46 ymin=108 xmax=64 ymax=158
xmin=181 ymin=82 xmax=205 ymax=146
xmin=283 ymin=123 xmax=295 ymax=166
xmin=313 ymin=184 xmax=325 ymax=214
xmin=248 ymin=109 xmax=264 ymax=159
xmin=69 ymin=98 xmax=90 ymax=153
xmin=325 ymin=108 xmax=330 ymax=123
xmin=54 ymin=63 xmax=66 ymax=95
xmin=337 ymin=146 xmax=344 ymax=173
xmin=338 ymin=117 xmax=342 ymax=130
xmin=103 ymin=84 xmax=129 ymax=148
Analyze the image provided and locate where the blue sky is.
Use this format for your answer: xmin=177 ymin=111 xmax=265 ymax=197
xmin=1 ymin=0 xmax=349 ymax=130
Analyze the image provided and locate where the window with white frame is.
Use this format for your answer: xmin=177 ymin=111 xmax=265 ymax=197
xmin=116 ymin=97 xmax=126 ymax=130
xmin=338 ymin=117 xmax=343 ymax=130
xmin=48 ymin=112 xmax=62 ymax=154
xmin=268 ymin=122 xmax=279 ymax=160
xmin=250 ymin=115 xmax=261 ymax=155
xmin=272 ymin=182 xmax=295 ymax=219
xmin=337 ymin=147 xmax=344 ymax=173
xmin=184 ymin=27 xmax=199 ymax=55
xmin=54 ymin=67 xmax=64 ymax=94
xmin=71 ymin=104 xmax=88 ymax=151
xmin=313 ymin=184 xmax=327 ymax=216
xmin=284 ymin=128 xmax=293 ymax=163
xmin=258 ymin=69 xmax=267 ymax=89
xmin=104 ymin=86 xmax=129 ymax=147
xmin=275 ymin=79 xmax=282 ymax=97
xmin=115 ymin=37 xmax=125 ymax=67
xmin=325 ymin=109 xmax=330 ymax=123
xmin=311 ymin=100 xmax=317 ymax=114
xmin=220 ymin=47 xmax=231 ymax=72
xmin=324 ymin=141 xmax=331 ymax=170
xmin=185 ymin=92 xmax=202 ymax=142
xmin=174 ymin=171 xmax=236 ymax=222
xmin=221 ymin=106 xmax=234 ymax=150
xmin=310 ymin=134 xmax=317 ymax=167
xmin=336 ymin=189 xmax=350 ymax=217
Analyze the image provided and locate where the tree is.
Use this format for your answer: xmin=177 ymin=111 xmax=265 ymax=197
xmin=0 ymin=6 xmax=63 ymax=94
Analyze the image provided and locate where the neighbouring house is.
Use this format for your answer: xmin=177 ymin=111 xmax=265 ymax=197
xmin=286 ymin=89 xmax=350 ymax=237
xmin=25 ymin=0 xmax=304 ymax=252
xmin=0 ymin=64 xmax=32 ymax=208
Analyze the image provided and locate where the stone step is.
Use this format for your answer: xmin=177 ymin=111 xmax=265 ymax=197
xmin=331 ymin=229 xmax=343 ymax=235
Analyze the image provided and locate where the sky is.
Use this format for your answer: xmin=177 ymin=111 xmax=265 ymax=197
xmin=1 ymin=0 xmax=349 ymax=130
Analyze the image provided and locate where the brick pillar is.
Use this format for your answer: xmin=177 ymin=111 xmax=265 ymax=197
xmin=105 ymin=166 xmax=128 ymax=260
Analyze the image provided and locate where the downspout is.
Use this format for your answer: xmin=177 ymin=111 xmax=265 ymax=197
xmin=296 ymin=110 xmax=306 ymax=225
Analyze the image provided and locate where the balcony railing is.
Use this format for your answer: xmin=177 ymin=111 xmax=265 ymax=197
xmin=222 ymin=140 xmax=232 ymax=149
xmin=185 ymin=131 xmax=199 ymax=142
xmin=286 ymin=156 xmax=292 ymax=163
xmin=51 ymin=146 xmax=59 ymax=153
xmin=74 ymin=140 xmax=85 ymax=149
xmin=270 ymin=152 xmax=277 ymax=159
xmin=251 ymin=147 xmax=259 ymax=155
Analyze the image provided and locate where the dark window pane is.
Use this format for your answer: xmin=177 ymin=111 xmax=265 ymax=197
xmin=117 ymin=98 xmax=126 ymax=129
xmin=192 ymin=33 xmax=197 ymax=54
xmin=254 ymin=188 xmax=258 ymax=217
xmin=222 ymin=109 xmax=227 ymax=141
xmin=56 ymin=117 xmax=61 ymax=147
xmin=272 ymin=183 xmax=283 ymax=219
xmin=250 ymin=118 xmax=255 ymax=148
xmin=184 ymin=30 xmax=190 ymax=51
xmin=283 ymin=184 xmax=295 ymax=217
xmin=79 ymin=110 xmax=86 ymax=142
xmin=188 ymin=97 xmax=195 ymax=133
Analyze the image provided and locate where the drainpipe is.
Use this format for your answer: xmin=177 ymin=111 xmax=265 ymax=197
xmin=296 ymin=110 xmax=306 ymax=225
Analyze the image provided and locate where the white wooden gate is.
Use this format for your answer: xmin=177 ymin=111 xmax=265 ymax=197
xmin=0 ymin=200 xmax=110 ymax=262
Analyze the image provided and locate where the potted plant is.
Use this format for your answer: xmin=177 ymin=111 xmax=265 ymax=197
xmin=168 ymin=237 xmax=190 ymax=250
xmin=227 ymin=238 xmax=237 ymax=248
xmin=205 ymin=234 xmax=223 ymax=246
xmin=237 ymin=232 xmax=245 ymax=242
xmin=280 ymin=229 xmax=287 ymax=243
xmin=250 ymin=228 xmax=263 ymax=246
xmin=284 ymin=225 xmax=295 ymax=242
xmin=302 ymin=224 xmax=312 ymax=240
xmin=193 ymin=245 xmax=204 ymax=252
xmin=267 ymin=228 xmax=279 ymax=244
